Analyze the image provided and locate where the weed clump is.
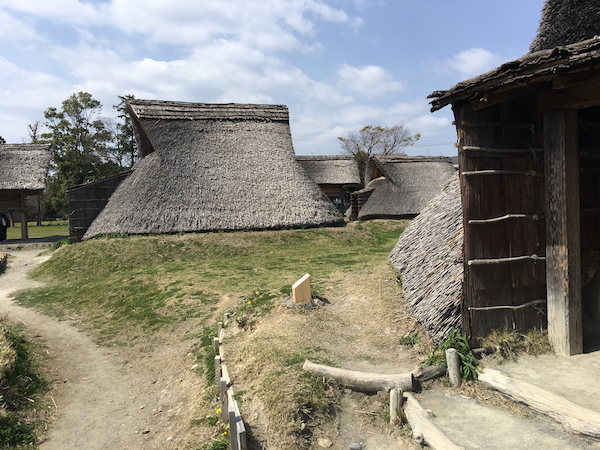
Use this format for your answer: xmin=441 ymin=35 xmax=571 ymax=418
xmin=482 ymin=328 xmax=552 ymax=363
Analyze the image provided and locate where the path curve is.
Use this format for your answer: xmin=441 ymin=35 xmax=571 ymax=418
xmin=0 ymin=248 xmax=155 ymax=449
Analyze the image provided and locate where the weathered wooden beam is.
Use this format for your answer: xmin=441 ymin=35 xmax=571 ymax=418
xmin=544 ymin=109 xmax=582 ymax=356
xmin=462 ymin=146 xmax=543 ymax=154
xmin=539 ymin=76 xmax=600 ymax=113
xmin=468 ymin=255 xmax=545 ymax=265
xmin=469 ymin=213 xmax=543 ymax=224
xmin=462 ymin=170 xmax=544 ymax=177
xmin=20 ymin=210 xmax=28 ymax=240
xmin=480 ymin=369 xmax=600 ymax=440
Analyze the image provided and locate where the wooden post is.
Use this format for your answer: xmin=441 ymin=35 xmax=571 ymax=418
xmin=228 ymin=404 xmax=238 ymax=450
xmin=544 ymin=109 xmax=582 ymax=356
xmin=292 ymin=273 xmax=311 ymax=304
xmin=213 ymin=337 xmax=220 ymax=353
xmin=446 ymin=348 xmax=462 ymax=387
xmin=390 ymin=388 xmax=404 ymax=424
xmin=224 ymin=313 xmax=230 ymax=323
xmin=218 ymin=322 xmax=223 ymax=343
xmin=214 ymin=355 xmax=221 ymax=391
xmin=20 ymin=210 xmax=28 ymax=240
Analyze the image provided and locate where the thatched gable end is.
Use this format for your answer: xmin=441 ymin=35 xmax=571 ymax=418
xmin=358 ymin=156 xmax=455 ymax=220
xmin=296 ymin=155 xmax=360 ymax=186
xmin=388 ymin=174 xmax=463 ymax=342
xmin=83 ymin=100 xmax=344 ymax=238
xmin=0 ymin=143 xmax=52 ymax=191
xmin=530 ymin=0 xmax=600 ymax=53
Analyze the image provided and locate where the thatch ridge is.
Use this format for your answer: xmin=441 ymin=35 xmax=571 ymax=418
xmin=429 ymin=36 xmax=600 ymax=112
xmin=296 ymin=155 xmax=360 ymax=186
xmin=358 ymin=155 xmax=455 ymax=220
xmin=388 ymin=173 xmax=463 ymax=342
xmin=530 ymin=0 xmax=600 ymax=53
xmin=84 ymin=101 xmax=343 ymax=238
xmin=0 ymin=143 xmax=52 ymax=191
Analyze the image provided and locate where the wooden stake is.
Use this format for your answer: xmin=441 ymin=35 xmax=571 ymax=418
xmin=292 ymin=273 xmax=311 ymax=304
xmin=445 ymin=348 xmax=461 ymax=387
xmin=390 ymin=388 xmax=404 ymax=424
xmin=214 ymin=355 xmax=221 ymax=391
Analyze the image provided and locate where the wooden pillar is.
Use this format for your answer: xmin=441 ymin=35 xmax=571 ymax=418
xmin=544 ymin=109 xmax=582 ymax=356
xmin=20 ymin=210 xmax=29 ymax=240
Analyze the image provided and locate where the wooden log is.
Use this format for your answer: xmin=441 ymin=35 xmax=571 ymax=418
xmin=412 ymin=365 xmax=447 ymax=382
xmin=480 ymin=369 xmax=600 ymax=440
xmin=302 ymin=360 xmax=416 ymax=393
xmin=446 ymin=349 xmax=461 ymax=387
xmin=390 ymin=388 xmax=404 ymax=424
xmin=403 ymin=392 xmax=465 ymax=450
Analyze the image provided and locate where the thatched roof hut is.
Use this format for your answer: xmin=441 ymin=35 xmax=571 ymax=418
xmin=83 ymin=100 xmax=343 ymax=238
xmin=296 ymin=155 xmax=360 ymax=210
xmin=0 ymin=144 xmax=52 ymax=192
xmin=389 ymin=174 xmax=463 ymax=342
xmin=428 ymin=0 xmax=600 ymax=355
xmin=0 ymin=143 xmax=52 ymax=239
xmin=356 ymin=155 xmax=455 ymax=220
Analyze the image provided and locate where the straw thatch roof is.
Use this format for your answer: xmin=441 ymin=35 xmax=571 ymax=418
xmin=83 ymin=100 xmax=344 ymax=238
xmin=388 ymin=173 xmax=463 ymax=342
xmin=0 ymin=143 xmax=52 ymax=191
xmin=530 ymin=0 xmax=600 ymax=52
xmin=357 ymin=156 xmax=455 ymax=220
xmin=296 ymin=155 xmax=360 ymax=186
xmin=429 ymin=36 xmax=600 ymax=112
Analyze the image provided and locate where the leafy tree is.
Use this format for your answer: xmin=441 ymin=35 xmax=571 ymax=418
xmin=113 ymin=94 xmax=137 ymax=168
xmin=41 ymin=92 xmax=121 ymax=212
xmin=0 ymin=134 xmax=5 ymax=144
xmin=338 ymin=125 xmax=420 ymax=185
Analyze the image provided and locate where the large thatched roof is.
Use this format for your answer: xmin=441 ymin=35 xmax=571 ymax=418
xmin=530 ymin=0 xmax=600 ymax=52
xmin=296 ymin=155 xmax=360 ymax=186
xmin=429 ymin=36 xmax=600 ymax=112
xmin=357 ymin=155 xmax=455 ymax=220
xmin=83 ymin=100 xmax=343 ymax=238
xmin=389 ymin=173 xmax=463 ymax=342
xmin=0 ymin=143 xmax=52 ymax=191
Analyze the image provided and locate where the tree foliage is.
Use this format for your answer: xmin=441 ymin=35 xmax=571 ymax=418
xmin=112 ymin=94 xmax=138 ymax=168
xmin=41 ymin=92 xmax=123 ymax=212
xmin=0 ymin=134 xmax=5 ymax=144
xmin=338 ymin=125 xmax=420 ymax=185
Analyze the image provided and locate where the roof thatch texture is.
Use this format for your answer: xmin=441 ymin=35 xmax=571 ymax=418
xmin=358 ymin=156 xmax=455 ymax=220
xmin=429 ymin=36 xmax=600 ymax=112
xmin=530 ymin=0 xmax=600 ymax=53
xmin=83 ymin=100 xmax=343 ymax=238
xmin=0 ymin=143 xmax=52 ymax=191
xmin=388 ymin=173 xmax=463 ymax=342
xmin=296 ymin=155 xmax=360 ymax=185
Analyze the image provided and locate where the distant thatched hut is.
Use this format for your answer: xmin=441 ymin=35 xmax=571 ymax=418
xmin=389 ymin=174 xmax=463 ymax=342
xmin=428 ymin=0 xmax=600 ymax=355
xmin=352 ymin=155 xmax=455 ymax=220
xmin=296 ymin=155 xmax=361 ymax=210
xmin=83 ymin=100 xmax=343 ymax=238
xmin=0 ymin=143 xmax=52 ymax=239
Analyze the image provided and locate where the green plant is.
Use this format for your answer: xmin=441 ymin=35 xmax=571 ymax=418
xmin=202 ymin=433 xmax=230 ymax=450
xmin=398 ymin=333 xmax=421 ymax=347
xmin=52 ymin=238 xmax=69 ymax=250
xmin=423 ymin=327 xmax=479 ymax=381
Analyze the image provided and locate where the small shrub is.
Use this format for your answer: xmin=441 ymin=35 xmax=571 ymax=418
xmin=52 ymin=238 xmax=69 ymax=250
xmin=423 ymin=327 xmax=479 ymax=381
xmin=398 ymin=333 xmax=421 ymax=347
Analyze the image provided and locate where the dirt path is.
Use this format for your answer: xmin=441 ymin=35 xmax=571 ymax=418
xmin=0 ymin=247 xmax=190 ymax=449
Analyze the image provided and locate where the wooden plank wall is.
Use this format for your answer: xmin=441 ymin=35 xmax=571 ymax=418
xmin=67 ymin=171 xmax=131 ymax=243
xmin=455 ymin=94 xmax=547 ymax=342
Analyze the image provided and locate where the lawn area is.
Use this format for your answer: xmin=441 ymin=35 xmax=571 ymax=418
xmin=5 ymin=221 xmax=69 ymax=240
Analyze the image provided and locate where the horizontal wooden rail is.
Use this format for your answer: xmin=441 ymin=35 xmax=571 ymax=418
xmin=468 ymin=255 xmax=545 ymax=266
xmin=468 ymin=299 xmax=546 ymax=311
xmin=469 ymin=213 xmax=543 ymax=224
xmin=458 ymin=121 xmax=536 ymax=130
xmin=462 ymin=146 xmax=543 ymax=154
xmin=462 ymin=170 xmax=544 ymax=177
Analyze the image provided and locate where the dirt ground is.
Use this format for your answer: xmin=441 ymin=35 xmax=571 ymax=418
xmin=3 ymin=243 xmax=600 ymax=450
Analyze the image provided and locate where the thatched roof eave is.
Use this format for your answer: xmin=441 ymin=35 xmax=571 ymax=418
xmin=429 ymin=37 xmax=600 ymax=112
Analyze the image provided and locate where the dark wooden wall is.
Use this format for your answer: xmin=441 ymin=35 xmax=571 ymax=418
xmin=455 ymin=94 xmax=547 ymax=342
xmin=67 ymin=171 xmax=131 ymax=243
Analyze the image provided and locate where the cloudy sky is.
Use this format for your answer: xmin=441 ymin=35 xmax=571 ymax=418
xmin=1 ymin=0 xmax=546 ymax=156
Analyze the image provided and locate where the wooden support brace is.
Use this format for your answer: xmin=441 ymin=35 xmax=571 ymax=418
xmin=468 ymin=255 xmax=545 ymax=265
xmin=462 ymin=170 xmax=544 ymax=177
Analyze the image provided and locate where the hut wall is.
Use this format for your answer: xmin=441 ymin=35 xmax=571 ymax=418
xmin=67 ymin=171 xmax=132 ymax=243
xmin=455 ymin=94 xmax=547 ymax=341
xmin=350 ymin=188 xmax=374 ymax=220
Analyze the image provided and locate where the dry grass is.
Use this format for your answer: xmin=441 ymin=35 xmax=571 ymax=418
xmin=0 ymin=329 xmax=16 ymax=381
xmin=481 ymin=328 xmax=553 ymax=364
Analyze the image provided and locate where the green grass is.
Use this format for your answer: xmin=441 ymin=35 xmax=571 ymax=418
xmin=13 ymin=221 xmax=406 ymax=340
xmin=6 ymin=222 xmax=68 ymax=240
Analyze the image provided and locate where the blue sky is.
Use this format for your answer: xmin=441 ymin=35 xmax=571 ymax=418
xmin=0 ymin=0 xmax=546 ymax=156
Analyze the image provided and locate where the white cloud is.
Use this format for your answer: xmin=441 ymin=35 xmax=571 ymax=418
xmin=437 ymin=48 xmax=502 ymax=78
xmin=337 ymin=63 xmax=403 ymax=98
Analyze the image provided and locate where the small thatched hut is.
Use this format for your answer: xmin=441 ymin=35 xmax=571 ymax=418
xmin=428 ymin=0 xmax=600 ymax=354
xmin=296 ymin=155 xmax=361 ymax=210
xmin=83 ymin=100 xmax=343 ymax=238
xmin=0 ymin=143 xmax=52 ymax=238
xmin=353 ymin=155 xmax=455 ymax=220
